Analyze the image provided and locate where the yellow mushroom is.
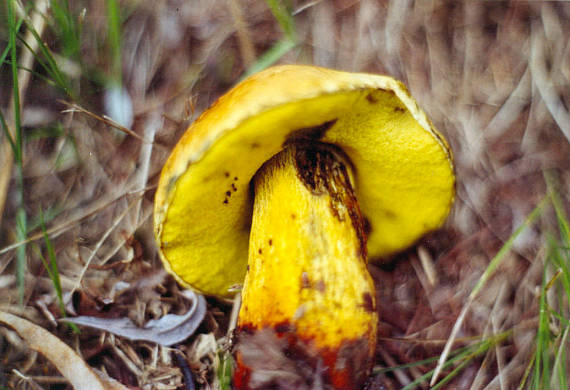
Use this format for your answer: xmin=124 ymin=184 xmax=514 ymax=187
xmin=154 ymin=65 xmax=455 ymax=388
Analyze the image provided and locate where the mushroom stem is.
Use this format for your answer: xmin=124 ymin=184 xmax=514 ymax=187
xmin=235 ymin=144 xmax=377 ymax=389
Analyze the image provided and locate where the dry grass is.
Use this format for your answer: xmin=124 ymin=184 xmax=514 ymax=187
xmin=1 ymin=0 xmax=569 ymax=389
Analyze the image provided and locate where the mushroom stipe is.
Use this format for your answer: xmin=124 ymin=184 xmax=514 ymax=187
xmin=236 ymin=144 xmax=377 ymax=389
xmin=154 ymin=65 xmax=455 ymax=389
xmin=293 ymin=142 xmax=366 ymax=257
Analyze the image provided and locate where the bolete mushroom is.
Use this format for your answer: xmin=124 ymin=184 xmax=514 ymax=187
xmin=154 ymin=65 xmax=454 ymax=389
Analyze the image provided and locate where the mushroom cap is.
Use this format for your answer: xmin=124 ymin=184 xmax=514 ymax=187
xmin=154 ymin=65 xmax=455 ymax=298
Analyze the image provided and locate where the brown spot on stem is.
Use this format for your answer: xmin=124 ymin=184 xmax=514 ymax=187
xmin=362 ymin=292 xmax=375 ymax=313
xmin=274 ymin=322 xmax=293 ymax=334
xmin=301 ymin=272 xmax=310 ymax=289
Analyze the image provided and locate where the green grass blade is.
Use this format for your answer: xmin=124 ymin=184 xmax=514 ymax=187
xmin=531 ymin=226 xmax=569 ymax=389
xmin=41 ymin=219 xmax=64 ymax=314
xmin=0 ymin=109 xmax=17 ymax=152
xmin=8 ymin=1 xmax=23 ymax=162
xmin=36 ymin=212 xmax=79 ymax=333
xmin=548 ymin=188 xmax=569 ymax=243
xmin=217 ymin=351 xmax=234 ymax=390
xmin=7 ymin=0 xmax=28 ymax=305
xmin=434 ymin=332 xmax=511 ymax=390
xmin=49 ymin=0 xmax=81 ymax=60
xmin=379 ymin=331 xmax=512 ymax=389
xmin=241 ymin=38 xmax=297 ymax=80
xmin=241 ymin=0 xmax=298 ymax=79
xmin=106 ymin=0 xmax=122 ymax=85
xmin=15 ymin=206 xmax=27 ymax=304
xmin=19 ymin=25 xmax=74 ymax=98
xmin=431 ymin=357 xmax=475 ymax=390
xmin=1 ymin=17 xmax=24 ymax=68
xmin=432 ymin=199 xmax=547 ymax=385
xmin=518 ymin=347 xmax=535 ymax=390
xmin=552 ymin=324 xmax=569 ymax=390
xmin=375 ymin=341 xmax=480 ymax=374
xmin=548 ymin=196 xmax=570 ymax=301
xmin=375 ymin=354 xmax=440 ymax=374
xmin=25 ymin=122 xmax=64 ymax=141
xmin=535 ymin=265 xmax=551 ymax=389
xmin=470 ymin=198 xmax=547 ymax=299
xmin=1 ymin=44 xmax=12 ymax=68
xmin=264 ymin=0 xmax=296 ymax=41
xmin=400 ymin=345 xmax=479 ymax=390
xmin=541 ymin=178 xmax=570 ymax=389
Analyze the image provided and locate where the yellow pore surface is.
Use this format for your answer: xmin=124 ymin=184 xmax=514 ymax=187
xmin=238 ymin=148 xmax=377 ymax=350
xmin=154 ymin=65 xmax=455 ymax=298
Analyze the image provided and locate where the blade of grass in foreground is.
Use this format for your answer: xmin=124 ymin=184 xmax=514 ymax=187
xmin=7 ymin=0 xmax=28 ymax=305
xmin=543 ymin=175 xmax=570 ymax=390
xmin=430 ymin=198 xmax=548 ymax=386
xmin=0 ymin=17 xmax=24 ymax=67
xmin=264 ymin=0 xmax=296 ymax=41
xmin=106 ymin=0 xmax=123 ymax=86
xmin=0 ymin=110 xmax=16 ymax=153
xmin=552 ymin=325 xmax=569 ymax=390
xmin=376 ymin=331 xmax=512 ymax=390
xmin=374 ymin=339 xmax=487 ymax=375
xmin=550 ymin=191 xmax=570 ymax=304
xmin=35 ymin=212 xmax=79 ymax=333
xmin=49 ymin=0 xmax=82 ymax=61
xmin=518 ymin=242 xmax=569 ymax=390
xmin=19 ymin=27 xmax=74 ymax=98
xmin=241 ymin=0 xmax=298 ymax=80
xmin=241 ymin=39 xmax=297 ymax=80
xmin=534 ymin=263 xmax=552 ymax=390
xmin=430 ymin=335 xmax=507 ymax=390
xmin=217 ymin=351 xmax=233 ymax=390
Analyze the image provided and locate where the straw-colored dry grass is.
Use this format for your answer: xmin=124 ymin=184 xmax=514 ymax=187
xmin=1 ymin=1 xmax=569 ymax=389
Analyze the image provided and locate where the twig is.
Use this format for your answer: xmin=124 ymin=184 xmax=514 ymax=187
xmin=59 ymin=101 xmax=151 ymax=144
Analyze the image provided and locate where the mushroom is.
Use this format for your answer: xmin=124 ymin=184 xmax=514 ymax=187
xmin=154 ymin=65 xmax=455 ymax=388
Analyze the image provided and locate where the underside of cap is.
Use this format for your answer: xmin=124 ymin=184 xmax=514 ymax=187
xmin=154 ymin=65 xmax=455 ymax=298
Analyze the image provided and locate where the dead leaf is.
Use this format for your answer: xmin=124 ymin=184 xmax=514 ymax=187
xmin=63 ymin=290 xmax=207 ymax=346
xmin=0 ymin=310 xmax=129 ymax=390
